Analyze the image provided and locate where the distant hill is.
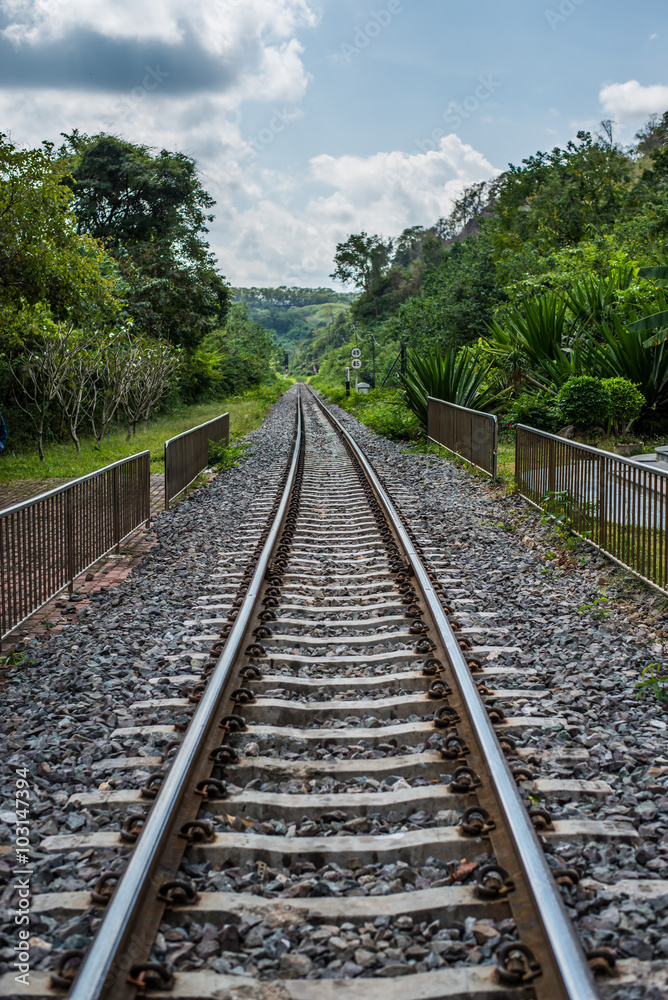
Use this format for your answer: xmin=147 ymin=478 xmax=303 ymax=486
xmin=232 ymin=287 xmax=355 ymax=357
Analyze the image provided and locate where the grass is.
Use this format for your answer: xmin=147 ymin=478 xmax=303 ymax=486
xmin=497 ymin=439 xmax=516 ymax=481
xmin=0 ymin=388 xmax=284 ymax=483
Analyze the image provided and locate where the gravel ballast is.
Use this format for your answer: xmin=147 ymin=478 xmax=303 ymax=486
xmin=1 ymin=384 xmax=668 ymax=999
xmin=325 ymin=396 xmax=668 ymax=1000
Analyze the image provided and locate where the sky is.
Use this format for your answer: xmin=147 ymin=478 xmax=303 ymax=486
xmin=1 ymin=0 xmax=667 ymax=288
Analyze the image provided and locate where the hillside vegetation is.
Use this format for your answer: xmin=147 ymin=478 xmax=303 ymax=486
xmin=233 ymin=287 xmax=355 ymax=372
xmin=310 ymin=115 xmax=668 ymax=451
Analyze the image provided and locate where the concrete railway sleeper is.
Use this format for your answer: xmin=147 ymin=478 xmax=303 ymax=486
xmin=4 ymin=387 xmax=637 ymax=999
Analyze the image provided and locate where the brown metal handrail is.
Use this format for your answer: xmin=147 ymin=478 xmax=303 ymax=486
xmin=0 ymin=452 xmax=151 ymax=643
xmin=427 ymin=396 xmax=498 ymax=478
xmin=164 ymin=413 xmax=229 ymax=510
xmin=516 ymin=424 xmax=668 ymax=594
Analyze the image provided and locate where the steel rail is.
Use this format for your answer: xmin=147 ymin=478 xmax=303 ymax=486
xmin=308 ymin=387 xmax=598 ymax=1000
xmin=68 ymin=394 xmax=303 ymax=1000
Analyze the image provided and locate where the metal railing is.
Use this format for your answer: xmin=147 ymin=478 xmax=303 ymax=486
xmin=427 ymin=396 xmax=498 ymax=479
xmin=1 ymin=452 xmax=150 ymax=642
xmin=516 ymin=424 xmax=668 ymax=594
xmin=164 ymin=413 xmax=229 ymax=510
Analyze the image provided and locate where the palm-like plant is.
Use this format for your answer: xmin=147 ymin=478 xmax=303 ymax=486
xmin=593 ymin=315 xmax=668 ymax=412
xmin=482 ymin=292 xmax=600 ymax=392
xmin=400 ymin=347 xmax=505 ymax=427
xmin=564 ymin=267 xmax=635 ymax=328
xmin=627 ymin=267 xmax=668 ymax=346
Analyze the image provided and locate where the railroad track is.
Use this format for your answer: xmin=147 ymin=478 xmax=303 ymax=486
xmin=4 ymin=387 xmax=646 ymax=999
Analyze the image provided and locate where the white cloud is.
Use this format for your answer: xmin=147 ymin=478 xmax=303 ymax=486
xmin=308 ymin=136 xmax=498 ymax=236
xmin=600 ymin=80 xmax=668 ymax=123
xmin=0 ymin=2 xmax=499 ymax=288
xmin=215 ymin=136 xmax=501 ymax=286
xmin=1 ymin=0 xmax=318 ymax=54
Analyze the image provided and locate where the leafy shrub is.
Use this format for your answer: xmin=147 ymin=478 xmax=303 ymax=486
xmin=361 ymin=400 xmax=420 ymax=440
xmin=601 ymin=377 xmax=645 ymax=436
xmin=507 ymin=391 xmax=559 ymax=432
xmin=317 ymin=385 xmax=420 ymax=440
xmin=208 ymin=440 xmax=254 ymax=471
xmin=556 ymin=376 xmax=611 ymax=429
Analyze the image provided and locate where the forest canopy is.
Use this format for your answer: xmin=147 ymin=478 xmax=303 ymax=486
xmin=0 ymin=132 xmax=278 ymax=457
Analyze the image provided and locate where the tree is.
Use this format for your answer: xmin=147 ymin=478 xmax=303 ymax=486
xmin=202 ymin=304 xmax=278 ymax=395
xmin=55 ymin=327 xmax=91 ymax=455
xmin=0 ymin=133 xmax=118 ymax=333
xmin=398 ymin=232 xmax=506 ymax=349
xmin=121 ymin=338 xmax=181 ymax=438
xmin=635 ymin=112 xmax=668 ymax=157
xmin=330 ymin=232 xmax=393 ymax=295
xmin=85 ymin=326 xmax=137 ymax=447
xmin=493 ymin=132 xmax=632 ymax=248
xmin=9 ymin=315 xmax=73 ymax=460
xmin=61 ymin=133 xmax=231 ymax=351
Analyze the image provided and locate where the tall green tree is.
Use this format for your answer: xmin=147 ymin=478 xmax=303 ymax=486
xmin=61 ymin=133 xmax=230 ymax=351
xmin=330 ymin=232 xmax=393 ymax=295
xmin=493 ymin=131 xmax=632 ymax=249
xmin=399 ymin=231 xmax=506 ymax=349
xmin=0 ymin=132 xmax=118 ymax=342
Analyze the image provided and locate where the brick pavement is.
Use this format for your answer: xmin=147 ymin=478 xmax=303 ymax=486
xmin=1 ymin=471 xmax=212 ymax=657
xmin=0 ymin=473 xmax=166 ymax=515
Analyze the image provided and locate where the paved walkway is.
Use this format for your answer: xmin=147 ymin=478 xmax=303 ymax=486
xmin=0 ymin=474 xmax=167 ymax=514
xmin=1 ymin=472 xmax=212 ymax=655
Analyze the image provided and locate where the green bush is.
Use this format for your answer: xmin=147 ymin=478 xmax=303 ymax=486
xmin=556 ymin=376 xmax=611 ymax=429
xmin=601 ymin=377 xmax=645 ymax=436
xmin=361 ymin=400 xmax=420 ymax=440
xmin=317 ymin=385 xmax=420 ymax=440
xmin=507 ymin=391 xmax=560 ymax=432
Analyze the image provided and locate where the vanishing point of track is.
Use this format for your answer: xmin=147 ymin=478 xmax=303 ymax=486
xmin=23 ymin=387 xmax=601 ymax=999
